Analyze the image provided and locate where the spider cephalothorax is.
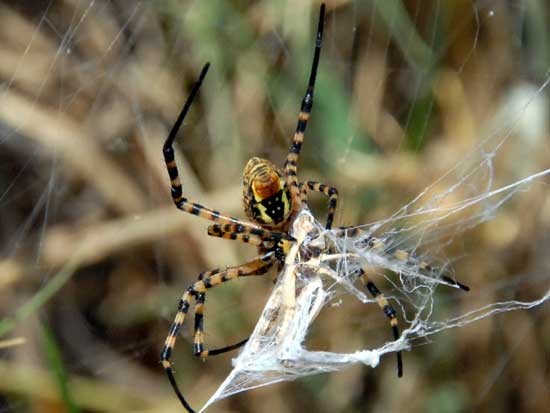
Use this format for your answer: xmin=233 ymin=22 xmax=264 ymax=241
xmin=243 ymin=157 xmax=292 ymax=229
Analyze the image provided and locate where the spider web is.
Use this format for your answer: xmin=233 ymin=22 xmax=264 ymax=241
xmin=0 ymin=1 xmax=549 ymax=413
xmin=201 ymin=97 xmax=550 ymax=409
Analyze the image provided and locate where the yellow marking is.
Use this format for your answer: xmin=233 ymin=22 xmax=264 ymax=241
xmin=166 ymin=161 xmax=177 ymax=167
xmin=254 ymin=202 xmax=274 ymax=224
xmin=391 ymin=319 xmax=398 ymax=326
xmin=298 ymin=112 xmax=310 ymax=121
xmin=278 ymin=239 xmax=292 ymax=255
xmin=282 ymin=188 xmax=290 ymax=217
xmin=162 ymin=360 xmax=171 ymax=368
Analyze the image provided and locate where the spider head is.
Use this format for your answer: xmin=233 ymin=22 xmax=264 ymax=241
xmin=243 ymin=157 xmax=291 ymax=227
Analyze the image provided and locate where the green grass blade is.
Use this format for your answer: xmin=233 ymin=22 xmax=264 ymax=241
xmin=40 ymin=322 xmax=80 ymax=413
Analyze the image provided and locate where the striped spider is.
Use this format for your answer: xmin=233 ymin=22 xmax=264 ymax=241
xmin=160 ymin=4 xmax=467 ymax=411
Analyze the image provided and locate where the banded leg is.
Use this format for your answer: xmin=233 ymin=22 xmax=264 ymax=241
xmin=193 ymin=256 xmax=275 ymax=358
xmin=193 ymin=294 xmax=251 ymax=357
xmin=161 ymin=252 xmax=276 ymax=413
xmin=208 ymin=224 xmax=293 ymax=259
xmin=161 ymin=287 xmax=197 ymax=413
xmin=163 ymin=63 xmax=263 ymax=230
xmin=365 ymin=238 xmax=470 ymax=291
xmin=300 ymin=180 xmax=338 ymax=229
xmin=207 ymin=223 xmax=294 ymax=241
xmin=284 ymin=4 xmax=325 ymax=214
xmin=207 ymin=223 xmax=292 ymax=270
xmin=355 ymin=267 xmax=403 ymax=377
xmin=207 ymin=225 xmax=267 ymax=246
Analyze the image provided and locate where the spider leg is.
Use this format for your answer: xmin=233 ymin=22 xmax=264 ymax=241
xmin=355 ymin=267 xmax=403 ymax=377
xmin=161 ymin=251 xmax=276 ymax=413
xmin=207 ymin=223 xmax=294 ymax=250
xmin=194 ymin=293 xmax=249 ymax=357
xmin=284 ymin=4 xmax=325 ymax=213
xmin=193 ymin=257 xmax=275 ymax=358
xmin=299 ymin=180 xmax=338 ymax=229
xmin=194 ymin=227 xmax=294 ymax=355
xmin=208 ymin=223 xmax=294 ymax=241
xmin=162 ymin=63 xmax=263 ymax=230
xmin=367 ymin=238 xmax=470 ymax=291
xmin=207 ymin=225 xmax=267 ymax=246
xmin=207 ymin=224 xmax=292 ymax=276
xmin=336 ymin=230 xmax=470 ymax=291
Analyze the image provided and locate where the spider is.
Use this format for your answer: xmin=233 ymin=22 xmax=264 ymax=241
xmin=160 ymin=4 xmax=468 ymax=412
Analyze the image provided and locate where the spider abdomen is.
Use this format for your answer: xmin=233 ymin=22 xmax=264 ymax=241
xmin=243 ymin=157 xmax=291 ymax=228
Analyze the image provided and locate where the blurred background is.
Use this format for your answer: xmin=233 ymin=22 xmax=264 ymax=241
xmin=0 ymin=1 xmax=549 ymax=412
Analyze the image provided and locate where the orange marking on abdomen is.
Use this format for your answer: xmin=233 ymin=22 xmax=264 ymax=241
xmin=253 ymin=173 xmax=281 ymax=199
